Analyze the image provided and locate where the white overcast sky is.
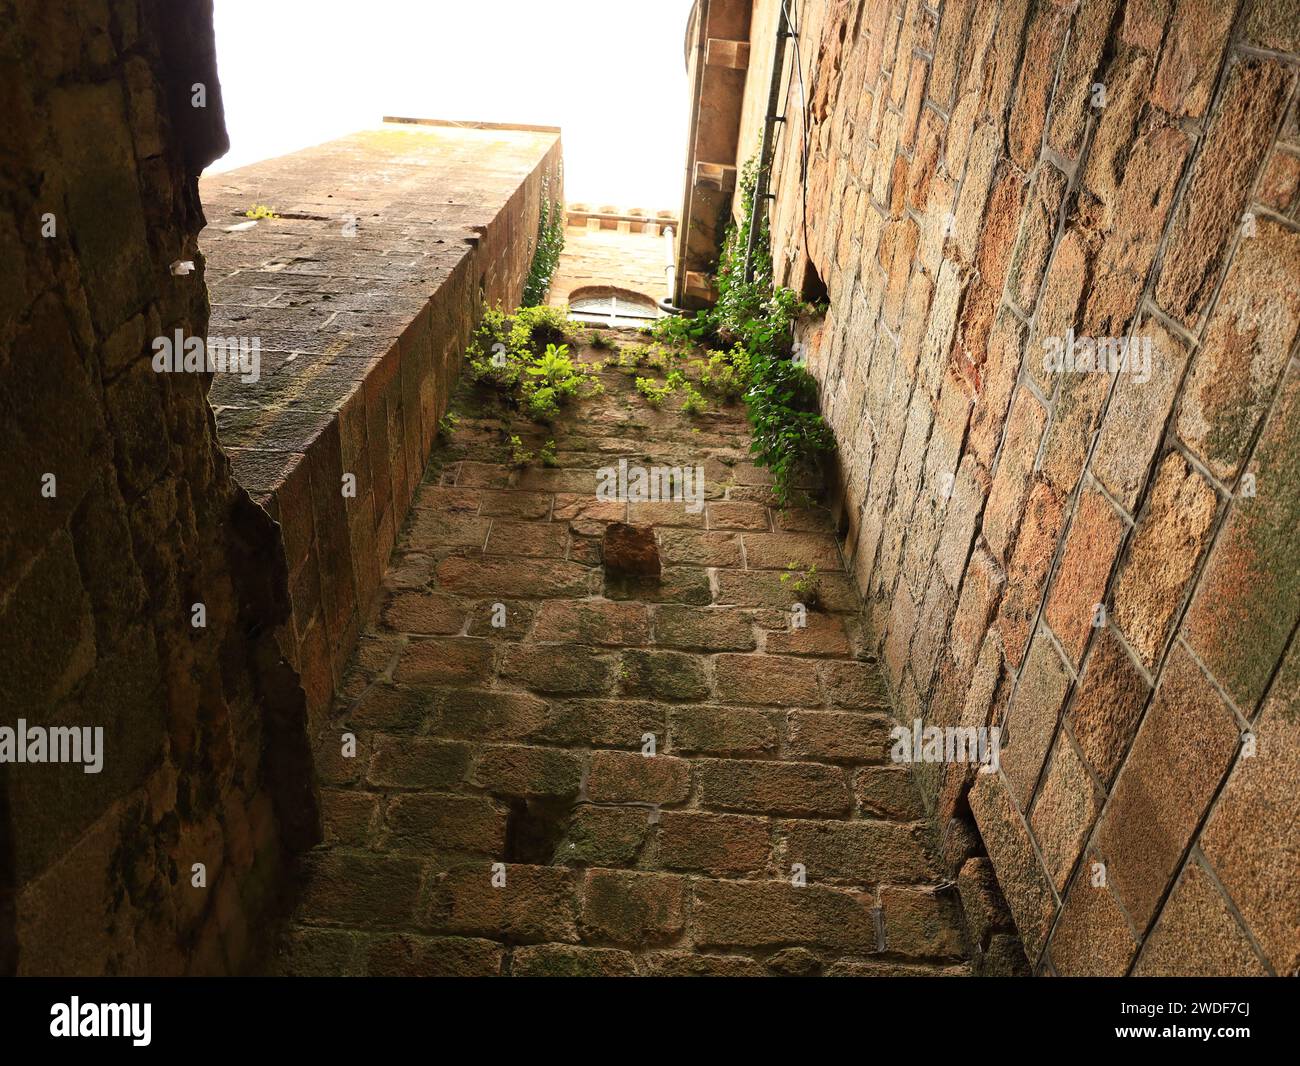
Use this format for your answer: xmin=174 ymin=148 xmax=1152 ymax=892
xmin=208 ymin=0 xmax=697 ymax=210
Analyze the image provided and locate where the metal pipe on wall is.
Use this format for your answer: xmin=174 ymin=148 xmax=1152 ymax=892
xmin=664 ymin=226 xmax=677 ymax=305
xmin=743 ymin=0 xmax=790 ymax=284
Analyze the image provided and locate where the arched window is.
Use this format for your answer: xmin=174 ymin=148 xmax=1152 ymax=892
xmin=568 ymin=287 xmax=661 ymax=327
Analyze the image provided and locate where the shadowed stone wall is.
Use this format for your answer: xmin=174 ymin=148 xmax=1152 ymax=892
xmin=0 ymin=0 xmax=317 ymax=975
xmin=1 ymin=9 xmax=566 ymax=973
xmin=732 ymin=0 xmax=1298 ymax=975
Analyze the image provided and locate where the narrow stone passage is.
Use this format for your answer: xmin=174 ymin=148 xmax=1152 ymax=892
xmin=274 ymin=332 xmax=969 ymax=976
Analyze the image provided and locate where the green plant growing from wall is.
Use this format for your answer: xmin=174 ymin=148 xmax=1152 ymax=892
xmin=780 ymin=562 xmax=822 ymax=609
xmin=511 ymin=303 xmax=569 ymax=347
xmin=617 ymin=345 xmax=649 ymax=371
xmin=522 ymin=343 xmax=588 ymax=419
xmin=509 ymin=435 xmax=533 ymax=467
xmin=644 ymin=344 xmax=675 ymax=370
xmin=680 ymin=383 xmax=707 ymax=416
xmin=527 ymin=344 xmax=581 ymax=392
xmin=632 ymin=365 xmax=710 ymax=415
xmin=699 ymin=345 xmax=750 ymax=401
xmin=437 ymin=412 xmax=460 ymax=441
xmin=466 ymin=303 xmax=600 ymax=424
xmin=635 ymin=376 xmax=674 ymax=408
xmin=662 ymin=156 xmax=833 ymax=503
xmin=524 ymin=387 xmax=559 ymax=419
xmin=522 ymin=176 xmax=566 ymax=307
xmin=648 ymin=313 xmax=698 ymax=356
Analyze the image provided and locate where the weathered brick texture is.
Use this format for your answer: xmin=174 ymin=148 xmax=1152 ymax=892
xmin=750 ymin=0 xmax=1300 ymax=975
xmin=275 ymin=337 xmax=967 ymax=975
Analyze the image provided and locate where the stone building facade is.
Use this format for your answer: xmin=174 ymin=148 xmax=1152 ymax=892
xmin=549 ymin=206 xmax=677 ymax=323
xmin=680 ymin=0 xmax=1299 ymax=975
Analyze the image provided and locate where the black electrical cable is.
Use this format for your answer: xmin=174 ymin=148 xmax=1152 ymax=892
xmin=780 ymin=0 xmax=813 ymax=269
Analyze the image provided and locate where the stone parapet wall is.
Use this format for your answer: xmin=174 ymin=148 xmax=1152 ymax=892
xmin=200 ymin=126 xmax=562 ymax=735
xmin=747 ymin=0 xmax=1299 ymax=976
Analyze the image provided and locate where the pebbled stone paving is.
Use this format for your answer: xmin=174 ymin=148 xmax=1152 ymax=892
xmin=272 ymin=333 xmax=970 ymax=976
